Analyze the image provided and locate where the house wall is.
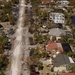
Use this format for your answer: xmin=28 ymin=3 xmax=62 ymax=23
xmin=54 ymin=66 xmax=67 ymax=72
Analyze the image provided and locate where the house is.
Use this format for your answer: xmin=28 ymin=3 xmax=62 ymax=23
xmin=50 ymin=12 xmax=65 ymax=24
xmin=41 ymin=0 xmax=54 ymax=4
xmin=53 ymin=54 xmax=75 ymax=72
xmin=49 ymin=28 xmax=66 ymax=37
xmin=46 ymin=42 xmax=73 ymax=53
xmin=46 ymin=42 xmax=63 ymax=58
xmin=46 ymin=42 xmax=63 ymax=52
xmin=57 ymin=0 xmax=69 ymax=6
xmin=49 ymin=28 xmax=66 ymax=40
xmin=54 ymin=65 xmax=67 ymax=72
xmin=61 ymin=73 xmax=75 ymax=75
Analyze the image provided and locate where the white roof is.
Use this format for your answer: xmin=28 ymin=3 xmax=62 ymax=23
xmin=50 ymin=12 xmax=65 ymax=23
xmin=49 ymin=28 xmax=66 ymax=37
xmin=51 ymin=12 xmax=64 ymax=15
xmin=69 ymin=57 xmax=74 ymax=63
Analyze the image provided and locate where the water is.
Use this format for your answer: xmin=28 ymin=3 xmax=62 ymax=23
xmin=71 ymin=16 xmax=75 ymax=25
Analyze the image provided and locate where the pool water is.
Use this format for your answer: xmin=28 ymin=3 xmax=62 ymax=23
xmin=71 ymin=16 xmax=75 ymax=25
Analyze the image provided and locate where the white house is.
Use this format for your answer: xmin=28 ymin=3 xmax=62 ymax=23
xmin=49 ymin=28 xmax=66 ymax=37
xmin=49 ymin=28 xmax=66 ymax=40
xmin=57 ymin=0 xmax=69 ymax=6
xmin=50 ymin=12 xmax=65 ymax=24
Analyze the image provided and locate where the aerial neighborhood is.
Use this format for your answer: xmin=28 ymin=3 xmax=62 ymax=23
xmin=0 ymin=0 xmax=75 ymax=75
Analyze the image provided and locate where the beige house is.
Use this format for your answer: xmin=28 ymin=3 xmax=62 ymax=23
xmin=53 ymin=54 xmax=75 ymax=72
xmin=54 ymin=65 xmax=67 ymax=72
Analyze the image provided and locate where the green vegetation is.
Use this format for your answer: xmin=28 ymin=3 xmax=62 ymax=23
xmin=0 ymin=0 xmax=17 ymax=23
xmin=0 ymin=70 xmax=5 ymax=75
xmin=0 ymin=32 xmax=8 ymax=52
xmin=60 ymin=34 xmax=72 ymax=43
xmin=0 ymin=32 xmax=8 ymax=47
xmin=0 ymin=55 xmax=8 ymax=69
xmin=29 ymin=47 xmax=50 ymax=66
xmin=67 ymin=52 xmax=75 ymax=58
xmin=34 ymin=33 xmax=43 ymax=44
xmin=71 ymin=66 xmax=75 ymax=72
xmin=34 ymin=33 xmax=50 ymax=44
xmin=11 ymin=0 xmax=19 ymax=4
xmin=37 ymin=61 xmax=43 ymax=70
xmin=0 ymin=55 xmax=8 ymax=75
xmin=31 ymin=47 xmax=41 ymax=61
xmin=67 ymin=65 xmax=75 ymax=72
xmin=0 ymin=31 xmax=9 ymax=75
xmin=31 ymin=0 xmax=41 ymax=7
xmin=46 ymin=73 xmax=50 ymax=75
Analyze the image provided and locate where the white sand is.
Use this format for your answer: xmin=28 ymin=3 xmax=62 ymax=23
xmin=11 ymin=0 xmax=25 ymax=75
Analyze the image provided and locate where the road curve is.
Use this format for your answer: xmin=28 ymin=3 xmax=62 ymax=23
xmin=10 ymin=0 xmax=25 ymax=75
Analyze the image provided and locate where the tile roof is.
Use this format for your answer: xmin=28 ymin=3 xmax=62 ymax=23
xmin=46 ymin=42 xmax=63 ymax=52
xmin=61 ymin=73 xmax=75 ymax=75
